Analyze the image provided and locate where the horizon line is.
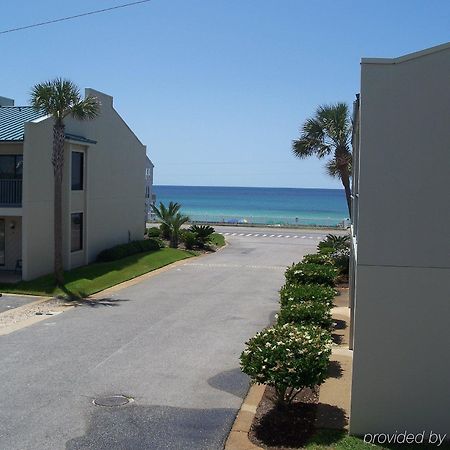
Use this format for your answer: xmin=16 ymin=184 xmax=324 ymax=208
xmin=153 ymin=184 xmax=344 ymax=191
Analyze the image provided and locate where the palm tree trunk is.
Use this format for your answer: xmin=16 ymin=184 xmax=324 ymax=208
xmin=341 ymin=171 xmax=352 ymax=218
xmin=52 ymin=122 xmax=65 ymax=286
xmin=335 ymin=148 xmax=352 ymax=218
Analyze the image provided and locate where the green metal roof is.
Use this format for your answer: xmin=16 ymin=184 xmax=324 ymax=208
xmin=65 ymin=133 xmax=97 ymax=144
xmin=0 ymin=106 xmax=47 ymax=141
xmin=0 ymin=107 xmax=96 ymax=145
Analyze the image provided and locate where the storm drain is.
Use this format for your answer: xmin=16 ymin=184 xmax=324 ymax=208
xmin=93 ymin=395 xmax=133 ymax=407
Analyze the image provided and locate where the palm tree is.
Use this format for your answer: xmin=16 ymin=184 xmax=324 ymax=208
xmin=31 ymin=79 xmax=99 ymax=285
xmin=292 ymin=103 xmax=352 ymax=216
xmin=167 ymin=213 xmax=189 ymax=248
xmin=151 ymin=201 xmax=182 ymax=239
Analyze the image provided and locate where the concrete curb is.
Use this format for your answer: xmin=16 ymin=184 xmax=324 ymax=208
xmin=224 ymin=383 xmax=265 ymax=450
xmin=0 ymin=297 xmax=70 ymax=336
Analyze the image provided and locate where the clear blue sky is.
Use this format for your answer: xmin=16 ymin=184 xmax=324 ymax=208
xmin=1 ymin=1 xmax=449 ymax=188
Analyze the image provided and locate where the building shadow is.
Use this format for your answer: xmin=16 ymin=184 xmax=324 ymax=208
xmin=207 ymin=367 xmax=249 ymax=399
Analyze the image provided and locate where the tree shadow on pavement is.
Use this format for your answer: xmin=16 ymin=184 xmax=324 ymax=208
xmin=65 ymin=403 xmax=236 ymax=450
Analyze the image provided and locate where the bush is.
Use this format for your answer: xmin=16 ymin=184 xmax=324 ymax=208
xmin=316 ymin=235 xmax=351 ymax=276
xmin=285 ymin=262 xmax=337 ymax=286
xmin=280 ymin=283 xmax=336 ymax=308
xmin=146 ymin=227 xmax=161 ymax=238
xmin=97 ymin=238 xmax=162 ymax=262
xmin=332 ymin=250 xmax=350 ymax=275
xmin=240 ymin=323 xmax=332 ymax=404
xmin=189 ymin=224 xmax=215 ymax=248
xmin=277 ymin=301 xmax=333 ymax=329
xmin=181 ymin=231 xmax=197 ymax=250
xmin=302 ymin=253 xmax=333 ymax=265
xmin=317 ymin=234 xmax=350 ymax=254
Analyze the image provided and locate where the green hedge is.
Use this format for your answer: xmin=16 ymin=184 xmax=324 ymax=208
xmin=278 ymin=300 xmax=333 ymax=329
xmin=302 ymin=253 xmax=334 ymax=265
xmin=280 ymin=283 xmax=336 ymax=308
xmin=97 ymin=238 xmax=162 ymax=262
xmin=285 ymin=262 xmax=337 ymax=286
xmin=146 ymin=227 xmax=161 ymax=238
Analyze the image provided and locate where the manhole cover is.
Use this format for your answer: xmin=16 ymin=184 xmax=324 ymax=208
xmin=93 ymin=395 xmax=132 ymax=407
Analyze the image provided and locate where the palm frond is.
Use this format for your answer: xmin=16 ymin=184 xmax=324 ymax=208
xmin=30 ymin=78 xmax=99 ymax=123
xmin=70 ymin=95 xmax=100 ymax=120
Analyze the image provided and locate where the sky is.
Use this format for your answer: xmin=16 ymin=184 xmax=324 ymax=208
xmin=1 ymin=1 xmax=449 ymax=188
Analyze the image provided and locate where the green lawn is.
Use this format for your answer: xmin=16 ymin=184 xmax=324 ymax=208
xmin=210 ymin=232 xmax=225 ymax=247
xmin=0 ymin=248 xmax=194 ymax=299
xmin=305 ymin=429 xmax=450 ymax=449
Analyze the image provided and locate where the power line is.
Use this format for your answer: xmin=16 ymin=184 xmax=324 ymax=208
xmin=0 ymin=0 xmax=152 ymax=35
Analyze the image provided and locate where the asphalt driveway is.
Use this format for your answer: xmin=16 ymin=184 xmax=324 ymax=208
xmin=0 ymin=229 xmax=320 ymax=450
xmin=0 ymin=294 xmax=41 ymax=313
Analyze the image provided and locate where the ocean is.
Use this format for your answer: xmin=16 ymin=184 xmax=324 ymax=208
xmin=152 ymin=185 xmax=348 ymax=227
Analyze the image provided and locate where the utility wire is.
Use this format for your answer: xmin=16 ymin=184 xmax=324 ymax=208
xmin=0 ymin=0 xmax=152 ymax=35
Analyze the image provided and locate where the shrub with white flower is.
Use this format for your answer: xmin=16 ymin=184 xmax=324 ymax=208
xmin=277 ymin=300 xmax=332 ymax=329
xmin=285 ymin=262 xmax=337 ymax=286
xmin=279 ymin=283 xmax=336 ymax=308
xmin=240 ymin=323 xmax=332 ymax=405
xmin=302 ymin=253 xmax=334 ymax=265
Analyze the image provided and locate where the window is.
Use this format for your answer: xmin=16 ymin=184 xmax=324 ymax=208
xmin=71 ymin=152 xmax=84 ymax=190
xmin=0 ymin=155 xmax=23 ymax=179
xmin=71 ymin=213 xmax=83 ymax=252
xmin=0 ymin=219 xmax=4 ymax=266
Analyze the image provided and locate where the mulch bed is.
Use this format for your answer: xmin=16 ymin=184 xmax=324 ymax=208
xmin=249 ymin=385 xmax=319 ymax=449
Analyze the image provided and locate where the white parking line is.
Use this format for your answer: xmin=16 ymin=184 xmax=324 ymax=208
xmin=246 ymin=234 xmax=252 ymax=236
xmin=262 ymin=234 xmax=267 ymax=237
xmin=285 ymin=235 xmax=290 ymax=238
xmin=293 ymin=236 xmax=298 ymax=238
xmin=231 ymin=233 xmax=237 ymax=236
xmin=254 ymin=234 xmax=259 ymax=237
xmin=239 ymin=233 xmax=245 ymax=236
xmin=301 ymin=236 xmax=306 ymax=239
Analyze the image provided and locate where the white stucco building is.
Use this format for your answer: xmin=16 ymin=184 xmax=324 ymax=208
xmin=0 ymin=88 xmax=152 ymax=281
xmin=350 ymin=43 xmax=450 ymax=436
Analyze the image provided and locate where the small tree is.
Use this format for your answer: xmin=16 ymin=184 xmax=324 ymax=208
xmin=151 ymin=201 xmax=181 ymax=240
xmin=188 ymin=224 xmax=215 ymax=248
xmin=240 ymin=323 xmax=332 ymax=405
xmin=167 ymin=213 xmax=189 ymax=248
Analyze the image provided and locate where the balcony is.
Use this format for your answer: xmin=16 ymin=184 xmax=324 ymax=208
xmin=0 ymin=179 xmax=22 ymax=207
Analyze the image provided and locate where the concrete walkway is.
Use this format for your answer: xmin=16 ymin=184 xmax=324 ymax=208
xmin=316 ymin=288 xmax=353 ymax=430
xmin=0 ymin=230 xmax=319 ymax=450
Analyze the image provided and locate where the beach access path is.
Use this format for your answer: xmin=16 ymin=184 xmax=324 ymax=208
xmin=0 ymin=227 xmax=343 ymax=450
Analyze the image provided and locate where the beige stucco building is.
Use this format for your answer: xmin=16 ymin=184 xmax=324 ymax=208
xmin=0 ymin=88 xmax=152 ymax=281
xmin=350 ymin=43 xmax=450 ymax=437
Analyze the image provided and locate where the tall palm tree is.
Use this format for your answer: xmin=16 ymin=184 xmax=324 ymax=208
xmin=292 ymin=103 xmax=352 ymax=216
xmin=31 ymin=78 xmax=99 ymax=285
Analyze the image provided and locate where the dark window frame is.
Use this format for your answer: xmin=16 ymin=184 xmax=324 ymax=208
xmin=0 ymin=219 xmax=5 ymax=266
xmin=71 ymin=212 xmax=83 ymax=253
xmin=0 ymin=155 xmax=23 ymax=179
xmin=71 ymin=151 xmax=84 ymax=191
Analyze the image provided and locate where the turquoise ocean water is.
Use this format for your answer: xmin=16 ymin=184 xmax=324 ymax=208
xmin=152 ymin=186 xmax=348 ymax=227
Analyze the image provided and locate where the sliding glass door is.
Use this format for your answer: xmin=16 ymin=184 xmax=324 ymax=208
xmin=0 ymin=219 xmax=4 ymax=266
